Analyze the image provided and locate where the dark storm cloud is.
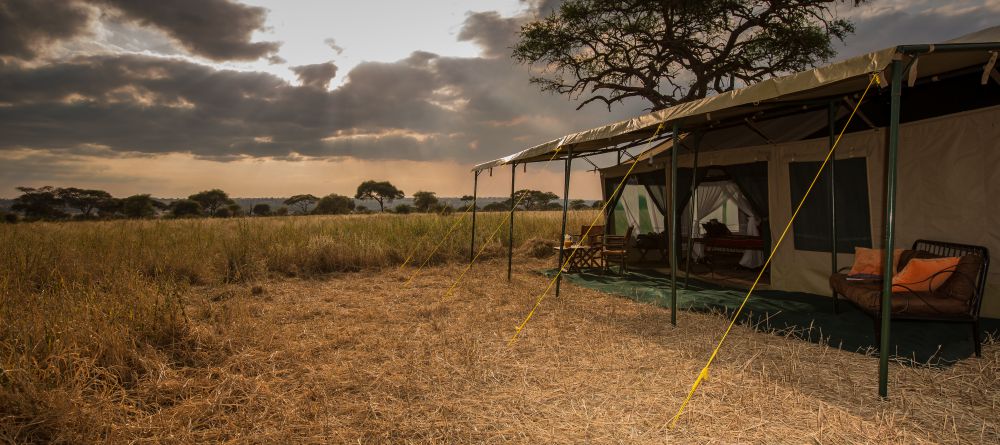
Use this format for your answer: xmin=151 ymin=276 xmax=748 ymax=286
xmin=0 ymin=0 xmax=279 ymax=62
xmin=290 ymin=61 xmax=338 ymax=89
xmin=0 ymin=48 xmax=638 ymax=164
xmin=457 ymin=11 xmax=522 ymax=58
xmin=94 ymin=0 xmax=280 ymax=61
xmin=0 ymin=0 xmax=94 ymax=60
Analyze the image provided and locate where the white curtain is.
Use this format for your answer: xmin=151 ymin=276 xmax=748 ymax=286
xmin=688 ymin=183 xmax=729 ymax=260
xmin=721 ymin=182 xmax=765 ymax=268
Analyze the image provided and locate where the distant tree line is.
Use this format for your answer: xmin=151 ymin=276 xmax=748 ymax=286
xmin=1 ymin=180 xmax=595 ymax=223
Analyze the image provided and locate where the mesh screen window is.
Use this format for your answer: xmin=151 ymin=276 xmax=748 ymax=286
xmin=788 ymin=157 xmax=872 ymax=253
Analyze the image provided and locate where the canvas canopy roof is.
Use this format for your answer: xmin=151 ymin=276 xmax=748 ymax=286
xmin=472 ymin=26 xmax=1000 ymax=172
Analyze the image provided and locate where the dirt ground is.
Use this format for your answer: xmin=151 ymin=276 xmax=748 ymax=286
xmin=112 ymin=258 xmax=997 ymax=444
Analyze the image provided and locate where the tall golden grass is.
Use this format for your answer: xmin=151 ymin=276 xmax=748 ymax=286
xmin=0 ymin=211 xmax=594 ymax=441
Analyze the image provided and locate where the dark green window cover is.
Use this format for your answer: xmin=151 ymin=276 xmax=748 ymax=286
xmin=789 ymin=157 xmax=872 ymax=253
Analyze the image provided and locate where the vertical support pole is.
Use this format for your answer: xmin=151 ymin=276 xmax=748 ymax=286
xmin=684 ymin=132 xmax=701 ymax=289
xmin=556 ymin=149 xmax=573 ymax=297
xmin=670 ymin=122 xmax=680 ymax=326
xmin=470 ymin=170 xmax=479 ymax=262
xmin=828 ymin=101 xmax=838 ymax=294
xmin=508 ymin=163 xmax=516 ymax=281
xmin=880 ymin=60 xmax=903 ymax=398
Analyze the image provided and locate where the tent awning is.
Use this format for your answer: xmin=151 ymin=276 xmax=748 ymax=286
xmin=472 ymin=26 xmax=1000 ymax=172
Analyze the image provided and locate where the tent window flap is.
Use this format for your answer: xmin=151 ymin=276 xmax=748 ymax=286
xmin=788 ymin=157 xmax=873 ymax=253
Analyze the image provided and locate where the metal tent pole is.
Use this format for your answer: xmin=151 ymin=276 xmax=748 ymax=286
xmin=470 ymin=171 xmax=479 ymax=262
xmin=684 ymin=133 xmax=701 ymax=289
xmin=508 ymin=163 xmax=516 ymax=281
xmin=880 ymin=60 xmax=903 ymax=398
xmin=556 ymin=149 xmax=573 ymax=297
xmin=829 ymin=102 xmax=839 ymax=296
xmin=670 ymin=123 xmax=680 ymax=326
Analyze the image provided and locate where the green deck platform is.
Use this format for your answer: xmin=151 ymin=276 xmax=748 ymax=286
xmin=545 ymin=268 xmax=998 ymax=365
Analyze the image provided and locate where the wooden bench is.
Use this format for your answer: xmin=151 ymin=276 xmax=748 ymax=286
xmin=829 ymin=239 xmax=990 ymax=356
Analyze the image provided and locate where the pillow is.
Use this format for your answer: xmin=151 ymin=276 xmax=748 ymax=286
xmin=936 ymin=255 xmax=983 ymax=301
xmin=891 ymin=257 xmax=961 ymax=293
xmin=848 ymin=247 xmax=904 ymax=276
xmin=896 ymin=249 xmax=937 ymax=272
xmin=701 ymin=220 xmax=731 ymax=238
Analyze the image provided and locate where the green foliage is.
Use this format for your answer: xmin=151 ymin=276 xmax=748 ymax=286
xmin=251 ymin=203 xmax=272 ymax=216
xmin=275 ymin=206 xmax=289 ymax=216
xmin=482 ymin=201 xmax=510 ymax=212
xmin=170 ymin=199 xmax=203 ymax=218
xmin=56 ymin=187 xmax=113 ymax=218
xmin=513 ymin=189 xmax=559 ymax=211
xmin=284 ymin=194 xmax=319 ymax=215
xmin=188 ymin=189 xmax=234 ymax=216
xmin=412 ymin=191 xmax=439 ymax=212
xmin=570 ymin=199 xmax=589 ymax=210
xmin=513 ymin=0 xmax=862 ymax=110
xmin=355 ymin=180 xmax=404 ymax=212
xmin=393 ymin=203 xmax=413 ymax=214
xmin=11 ymin=186 xmax=67 ymax=220
xmin=121 ymin=194 xmax=163 ymax=219
xmin=313 ymin=194 xmax=355 ymax=215
xmin=226 ymin=203 xmax=243 ymax=217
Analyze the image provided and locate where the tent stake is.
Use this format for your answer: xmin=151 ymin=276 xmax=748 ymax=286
xmin=556 ymin=148 xmax=573 ymax=297
xmin=880 ymin=60 xmax=903 ymax=398
xmin=670 ymin=123 xmax=680 ymax=326
xmin=470 ymin=171 xmax=479 ymax=262
xmin=684 ymin=132 xmax=701 ymax=289
xmin=828 ymin=101 xmax=838 ymax=297
xmin=508 ymin=163 xmax=516 ymax=281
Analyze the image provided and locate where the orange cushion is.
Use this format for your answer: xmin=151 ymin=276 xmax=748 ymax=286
xmin=891 ymin=257 xmax=961 ymax=292
xmin=848 ymin=247 xmax=904 ymax=276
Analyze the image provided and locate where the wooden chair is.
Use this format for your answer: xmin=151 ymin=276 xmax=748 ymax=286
xmin=602 ymin=226 xmax=633 ymax=275
xmin=572 ymin=225 xmax=604 ymax=269
xmin=574 ymin=225 xmax=604 ymax=246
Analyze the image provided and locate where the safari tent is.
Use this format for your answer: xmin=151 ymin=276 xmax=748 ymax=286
xmin=469 ymin=27 xmax=1000 ymax=396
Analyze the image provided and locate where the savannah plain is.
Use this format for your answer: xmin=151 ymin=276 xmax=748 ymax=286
xmin=1 ymin=212 xmax=998 ymax=444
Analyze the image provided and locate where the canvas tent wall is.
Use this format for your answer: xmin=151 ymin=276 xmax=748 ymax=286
xmin=599 ymin=103 xmax=1000 ymax=318
xmin=469 ymin=25 xmax=1000 ymax=398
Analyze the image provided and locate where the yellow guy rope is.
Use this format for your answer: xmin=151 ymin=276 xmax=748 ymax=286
xmin=440 ymin=146 xmax=566 ymax=299
xmin=508 ymin=122 xmax=668 ymax=347
xmin=669 ymin=72 xmax=880 ymax=429
xmin=402 ymin=202 xmax=476 ymax=286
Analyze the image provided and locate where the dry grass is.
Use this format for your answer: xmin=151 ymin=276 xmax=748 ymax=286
xmin=2 ymin=214 xmax=998 ymax=443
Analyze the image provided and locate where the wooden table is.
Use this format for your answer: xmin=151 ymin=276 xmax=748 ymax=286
xmin=554 ymin=244 xmax=602 ymax=272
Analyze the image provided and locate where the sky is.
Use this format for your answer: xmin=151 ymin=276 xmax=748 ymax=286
xmin=0 ymin=0 xmax=998 ymax=199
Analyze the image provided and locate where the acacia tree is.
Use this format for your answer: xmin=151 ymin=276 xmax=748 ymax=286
xmin=11 ymin=186 xmax=66 ymax=220
xmin=284 ymin=194 xmax=319 ymax=215
xmin=56 ymin=187 xmax=113 ymax=218
xmin=355 ymin=180 xmax=404 ymax=212
xmin=513 ymin=0 xmax=864 ymax=111
xmin=188 ymin=189 xmax=234 ymax=216
xmin=313 ymin=194 xmax=355 ymax=215
xmin=121 ymin=194 xmax=165 ymax=219
xmin=513 ymin=189 xmax=559 ymax=211
xmin=412 ymin=191 xmax=439 ymax=213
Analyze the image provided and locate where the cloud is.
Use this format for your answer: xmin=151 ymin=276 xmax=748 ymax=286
xmin=837 ymin=0 xmax=1000 ymax=57
xmin=92 ymin=0 xmax=280 ymax=61
xmin=291 ymin=61 xmax=338 ymax=89
xmin=0 ymin=49 xmax=639 ymax=164
xmin=457 ymin=11 xmax=523 ymax=59
xmin=324 ymin=38 xmax=344 ymax=55
xmin=0 ymin=0 xmax=95 ymax=60
xmin=0 ymin=0 xmax=279 ymax=62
